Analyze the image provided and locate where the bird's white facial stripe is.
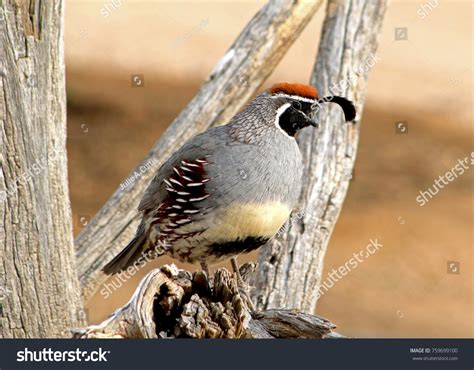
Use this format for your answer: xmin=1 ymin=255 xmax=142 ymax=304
xmin=274 ymin=103 xmax=292 ymax=137
xmin=276 ymin=102 xmax=291 ymax=116
xmin=273 ymin=93 xmax=316 ymax=104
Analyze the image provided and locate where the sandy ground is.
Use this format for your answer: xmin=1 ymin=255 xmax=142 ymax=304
xmin=64 ymin=1 xmax=473 ymax=337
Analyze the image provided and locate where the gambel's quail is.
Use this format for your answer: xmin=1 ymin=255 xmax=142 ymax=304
xmin=103 ymin=82 xmax=356 ymax=290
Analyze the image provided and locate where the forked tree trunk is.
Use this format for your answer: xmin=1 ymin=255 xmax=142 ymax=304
xmin=0 ymin=1 xmax=84 ymax=338
xmin=254 ymin=0 xmax=388 ymax=312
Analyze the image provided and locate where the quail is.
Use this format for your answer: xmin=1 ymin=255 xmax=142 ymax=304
xmin=103 ymin=82 xmax=356 ymax=299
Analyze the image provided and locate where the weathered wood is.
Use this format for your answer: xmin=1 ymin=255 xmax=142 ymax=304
xmin=254 ymin=0 xmax=388 ymax=312
xmin=76 ymin=0 xmax=324 ymax=302
xmin=0 ymin=1 xmax=85 ymax=337
xmin=74 ymin=264 xmax=338 ymax=339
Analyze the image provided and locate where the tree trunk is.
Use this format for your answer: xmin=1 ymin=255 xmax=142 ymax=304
xmin=254 ymin=0 xmax=388 ymax=312
xmin=0 ymin=1 xmax=84 ymax=338
xmin=75 ymin=0 xmax=324 ymax=302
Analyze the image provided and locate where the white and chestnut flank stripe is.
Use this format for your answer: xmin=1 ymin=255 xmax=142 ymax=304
xmin=147 ymin=157 xmax=210 ymax=253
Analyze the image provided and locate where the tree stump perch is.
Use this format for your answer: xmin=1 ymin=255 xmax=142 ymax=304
xmin=74 ymin=264 xmax=340 ymax=339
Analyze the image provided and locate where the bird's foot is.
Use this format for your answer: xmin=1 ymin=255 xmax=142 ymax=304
xmin=236 ymin=278 xmax=256 ymax=313
xmin=231 ymin=257 xmax=256 ymax=312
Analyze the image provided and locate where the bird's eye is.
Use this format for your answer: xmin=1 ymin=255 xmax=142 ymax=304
xmin=292 ymin=101 xmax=302 ymax=110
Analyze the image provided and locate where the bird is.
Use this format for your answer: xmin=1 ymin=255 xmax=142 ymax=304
xmin=103 ymin=82 xmax=356 ymax=298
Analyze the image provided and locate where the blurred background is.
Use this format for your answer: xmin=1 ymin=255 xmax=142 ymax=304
xmin=65 ymin=0 xmax=473 ymax=337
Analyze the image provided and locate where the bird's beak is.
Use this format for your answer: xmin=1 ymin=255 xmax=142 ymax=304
xmin=309 ymin=118 xmax=319 ymax=128
xmin=304 ymin=112 xmax=319 ymax=128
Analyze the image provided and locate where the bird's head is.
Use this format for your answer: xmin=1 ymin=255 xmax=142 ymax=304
xmin=267 ymin=82 xmax=356 ymax=137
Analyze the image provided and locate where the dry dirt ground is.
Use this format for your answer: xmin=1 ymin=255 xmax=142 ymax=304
xmin=67 ymin=68 xmax=472 ymax=338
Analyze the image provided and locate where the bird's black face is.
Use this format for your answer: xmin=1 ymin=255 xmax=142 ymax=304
xmin=273 ymin=92 xmax=357 ymax=137
xmin=277 ymin=98 xmax=318 ymax=137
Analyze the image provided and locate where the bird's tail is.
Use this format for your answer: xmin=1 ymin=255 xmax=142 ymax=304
xmin=102 ymin=223 xmax=154 ymax=275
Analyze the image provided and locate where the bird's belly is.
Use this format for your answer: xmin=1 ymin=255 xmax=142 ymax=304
xmin=208 ymin=201 xmax=292 ymax=241
xmin=167 ymin=201 xmax=291 ymax=264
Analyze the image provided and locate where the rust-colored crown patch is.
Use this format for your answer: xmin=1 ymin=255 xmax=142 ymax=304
xmin=269 ymin=82 xmax=319 ymax=99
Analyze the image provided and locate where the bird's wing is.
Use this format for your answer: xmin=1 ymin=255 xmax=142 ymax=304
xmin=137 ymin=127 xmax=224 ymax=214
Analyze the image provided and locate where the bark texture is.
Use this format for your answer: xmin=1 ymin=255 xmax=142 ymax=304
xmin=74 ymin=264 xmax=340 ymax=339
xmin=76 ymin=0 xmax=324 ymax=302
xmin=254 ymin=0 xmax=388 ymax=312
xmin=0 ymin=1 xmax=84 ymax=338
